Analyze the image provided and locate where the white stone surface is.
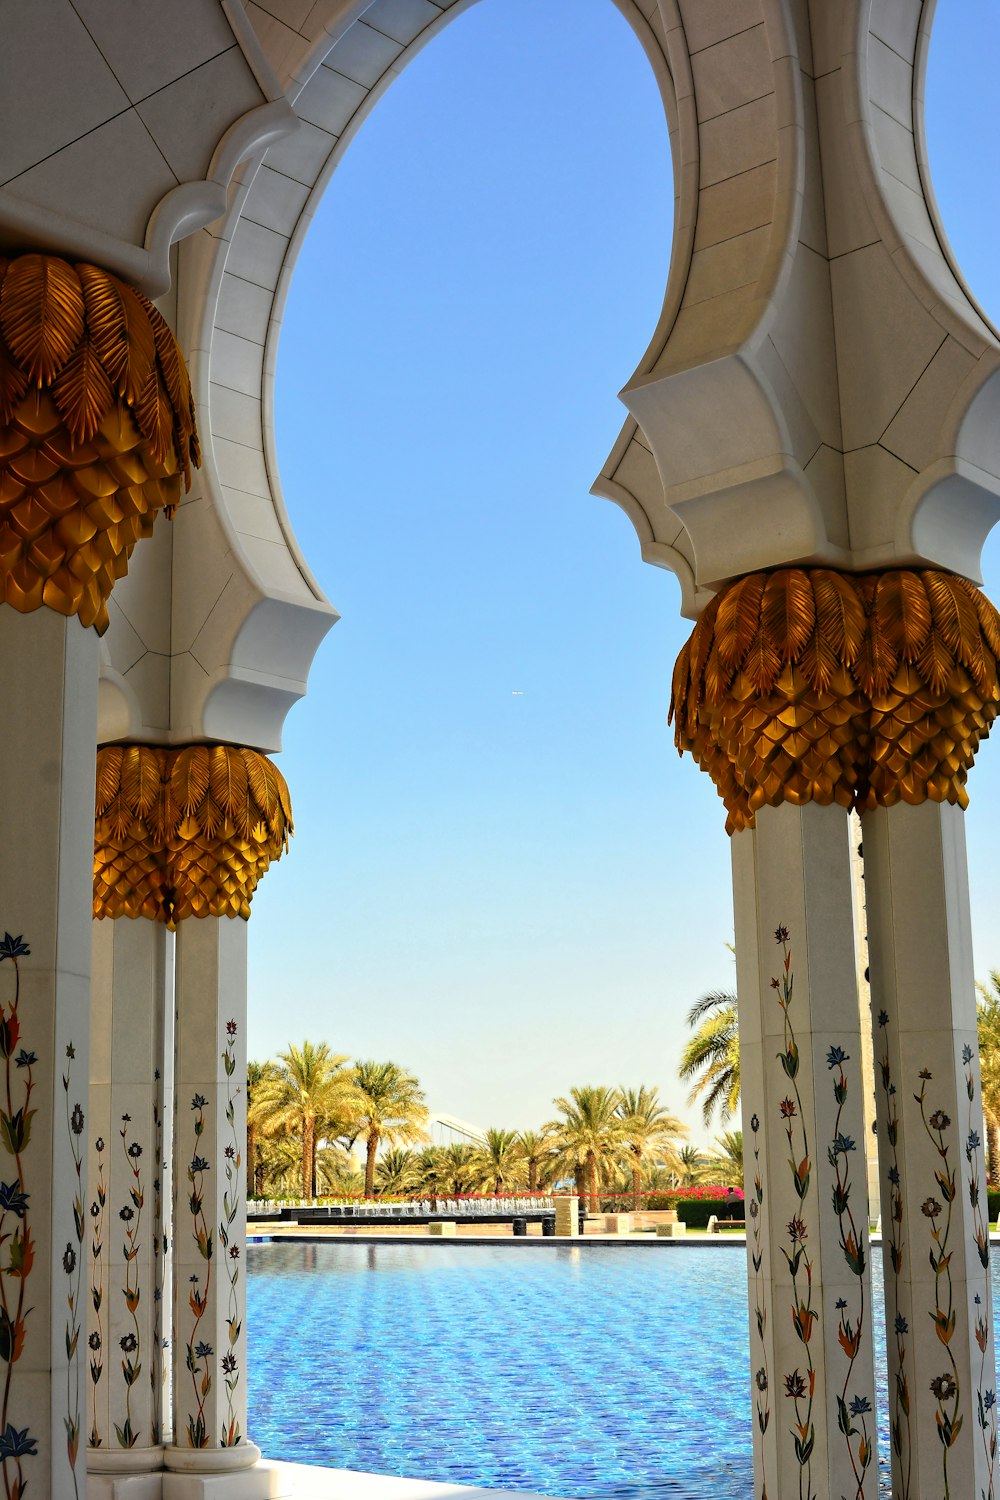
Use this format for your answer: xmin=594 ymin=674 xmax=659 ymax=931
xmin=0 ymin=610 xmax=100 ymax=1500
xmin=860 ymin=801 xmax=997 ymax=1500
xmin=732 ymin=803 xmax=877 ymax=1500
xmin=88 ymin=921 xmax=171 ymax=1464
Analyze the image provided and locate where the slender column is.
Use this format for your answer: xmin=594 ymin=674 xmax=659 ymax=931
xmin=86 ymin=919 xmax=170 ymax=1480
xmin=0 ymin=609 xmax=99 ymax=1500
xmin=862 ymin=800 xmax=997 ymax=1500
xmin=165 ymin=918 xmax=260 ymax=1489
xmin=733 ymin=802 xmax=877 ymax=1500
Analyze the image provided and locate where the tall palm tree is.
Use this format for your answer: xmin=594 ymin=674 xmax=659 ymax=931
xmin=977 ymin=972 xmax=1000 ymax=1185
xmin=673 ymin=1143 xmax=708 ymax=1187
xmin=375 ymin=1147 xmax=419 ymax=1196
xmin=352 ymin=1060 xmax=430 ymax=1198
xmin=547 ymin=1086 xmax=626 ymax=1209
xmin=706 ymin=1130 xmax=744 ymax=1188
xmin=617 ymin=1086 xmax=687 ymax=1209
xmin=246 ymin=1059 xmax=281 ymax=1198
xmin=471 ymin=1128 xmax=525 ymax=1195
xmin=254 ymin=1042 xmax=359 ymax=1198
xmin=678 ymin=991 xmax=740 ymax=1125
xmin=517 ymin=1129 xmax=552 ymax=1192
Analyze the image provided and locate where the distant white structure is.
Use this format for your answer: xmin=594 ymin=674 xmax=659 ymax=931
xmin=427 ymin=1113 xmax=487 ymax=1148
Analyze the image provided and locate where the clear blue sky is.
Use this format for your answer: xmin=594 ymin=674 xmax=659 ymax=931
xmin=247 ymin=0 xmax=1000 ymax=1147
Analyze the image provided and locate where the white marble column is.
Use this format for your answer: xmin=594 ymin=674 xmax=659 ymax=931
xmin=732 ymin=802 xmax=878 ymax=1500
xmin=86 ymin=919 xmax=171 ymax=1488
xmin=165 ymin=919 xmax=272 ymax=1499
xmin=0 ymin=609 xmax=99 ymax=1500
xmin=861 ymin=800 xmax=997 ymax=1500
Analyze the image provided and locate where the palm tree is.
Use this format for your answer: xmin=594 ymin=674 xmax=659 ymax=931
xmin=254 ymin=1042 xmax=359 ymax=1198
xmin=617 ymin=1086 xmax=687 ymax=1209
xmin=977 ymin=972 xmax=1000 ymax=1184
xmin=352 ymin=1060 xmax=430 ymax=1198
xmin=376 ymin=1147 xmax=419 ymax=1196
xmin=705 ymin=1130 xmax=744 ymax=1188
xmin=415 ymin=1146 xmax=446 ymax=1205
xmin=547 ymin=1086 xmax=626 ymax=1209
xmin=517 ymin=1129 xmax=552 ymax=1192
xmin=246 ymin=1058 xmax=281 ymax=1198
xmin=438 ymin=1142 xmax=477 ymax=1195
xmin=678 ymin=990 xmax=740 ymax=1125
xmin=471 ymin=1128 xmax=525 ymax=1195
xmin=673 ymin=1143 xmax=708 ymax=1187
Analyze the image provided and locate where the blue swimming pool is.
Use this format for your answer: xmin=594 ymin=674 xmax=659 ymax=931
xmin=245 ymin=1241 xmax=912 ymax=1498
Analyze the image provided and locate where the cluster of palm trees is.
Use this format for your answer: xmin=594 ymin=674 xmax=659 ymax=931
xmin=246 ymin=1051 xmax=739 ymax=1205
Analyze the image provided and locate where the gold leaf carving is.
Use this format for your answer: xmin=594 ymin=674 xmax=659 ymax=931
xmin=670 ymin=568 xmax=1000 ymax=833
xmin=52 ymin=339 xmax=114 ymax=444
xmin=94 ymin=744 xmax=293 ymax=925
xmin=0 ymin=254 xmax=200 ymax=632
xmin=78 ymin=264 xmax=155 ymax=408
xmin=0 ymin=255 xmax=84 ymax=386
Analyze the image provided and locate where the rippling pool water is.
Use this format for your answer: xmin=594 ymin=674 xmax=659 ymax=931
xmin=244 ymin=1240 xmax=969 ymax=1498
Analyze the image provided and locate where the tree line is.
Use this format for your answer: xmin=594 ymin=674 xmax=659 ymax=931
xmin=246 ymin=1045 xmax=742 ymax=1204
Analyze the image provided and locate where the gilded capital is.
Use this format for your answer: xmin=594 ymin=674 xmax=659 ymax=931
xmin=0 ymin=253 xmax=199 ymax=632
xmin=94 ymin=744 xmax=292 ymax=925
xmin=670 ymin=569 xmax=1000 ymax=833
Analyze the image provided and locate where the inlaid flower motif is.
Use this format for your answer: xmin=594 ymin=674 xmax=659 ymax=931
xmin=986 ymin=1391 xmax=997 ymax=1411
xmin=62 ymin=1244 xmax=76 ymax=1274
xmin=0 ymin=935 xmax=30 ymax=962
xmin=784 ymin=1370 xmax=806 ymax=1399
xmin=779 ymin=1098 xmax=797 ymax=1118
xmin=226 ymin=1020 xmax=237 ymax=1038
xmin=755 ymin=1368 xmax=767 ymax=1391
xmin=750 ymin=1114 xmax=759 ymax=1131
xmin=826 ymin=1046 xmax=849 ymax=1069
xmin=127 ymin=1142 xmax=142 ymax=1159
xmin=70 ymin=1103 xmax=84 ymax=1135
xmin=191 ymin=1095 xmax=207 ymax=1111
xmin=930 ymin=1373 xmax=956 ymax=1401
xmin=88 ymin=1333 xmax=100 ymax=1351
xmin=928 ymin=1110 xmax=950 ymax=1132
xmin=849 ymin=1395 xmax=872 ymax=1416
xmin=194 ymin=1342 xmax=213 ymax=1360
xmin=774 ymin=926 xmax=789 ymax=944
xmin=918 ymin=1069 xmax=932 ymax=1081
xmin=920 ymin=1197 xmax=941 ymax=1219
xmin=963 ymin=1045 xmax=974 ymax=1064
xmin=831 ymin=1133 xmax=856 ymax=1154
xmin=786 ymin=1217 xmax=807 ymax=1243
xmin=119 ymin=1206 xmax=134 ymax=1222
xmin=120 ymin=1334 xmax=137 ymax=1354
xmin=13 ymin=1050 xmax=35 ymax=1069
xmin=191 ymin=1156 xmax=210 ymax=1174
xmin=221 ymin=1353 xmax=238 ymax=1375
xmin=894 ymin=1314 xmax=908 ymax=1334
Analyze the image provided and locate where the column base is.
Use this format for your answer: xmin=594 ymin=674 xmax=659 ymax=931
xmin=162 ymin=1459 xmax=289 ymax=1500
xmin=163 ymin=1444 xmax=262 ymax=1475
xmin=88 ymin=1473 xmax=164 ymax=1500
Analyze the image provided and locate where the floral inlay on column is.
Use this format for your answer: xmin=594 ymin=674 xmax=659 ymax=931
xmin=152 ymin=1081 xmax=164 ymax=1441
xmin=748 ymin=1109 xmax=769 ymax=1499
xmin=876 ymin=1010 xmax=911 ymax=1498
xmin=62 ymin=1044 xmax=85 ymax=1498
xmin=185 ymin=1095 xmax=212 ymax=1448
xmin=0 ymin=933 xmax=36 ymax=1500
xmin=772 ymin=928 xmax=816 ymax=1498
xmin=915 ymin=1070 xmax=961 ymax=1496
xmin=88 ymin=1136 xmax=106 ymax=1448
xmin=826 ymin=1043 xmax=871 ymax=1495
xmin=116 ymin=1114 xmax=144 ymax=1448
xmin=219 ymin=1021 xmax=241 ymax=1447
xmin=963 ymin=1044 xmax=997 ymax=1492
